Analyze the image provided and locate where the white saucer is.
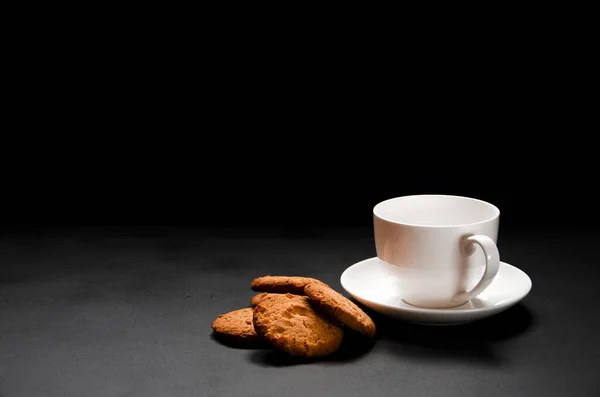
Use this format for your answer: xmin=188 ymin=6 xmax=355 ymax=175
xmin=340 ymin=257 xmax=532 ymax=325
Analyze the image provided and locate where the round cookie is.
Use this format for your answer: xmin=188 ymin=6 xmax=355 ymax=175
xmin=211 ymin=308 xmax=264 ymax=345
xmin=304 ymin=283 xmax=376 ymax=337
xmin=250 ymin=276 xmax=324 ymax=294
xmin=251 ymin=292 xmax=285 ymax=307
xmin=252 ymin=293 xmax=344 ymax=358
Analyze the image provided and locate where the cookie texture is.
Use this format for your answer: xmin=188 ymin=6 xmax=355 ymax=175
xmin=304 ymin=282 xmax=376 ymax=337
xmin=251 ymin=292 xmax=284 ymax=307
xmin=250 ymin=276 xmax=324 ymax=294
xmin=211 ymin=308 xmax=264 ymax=345
xmin=252 ymin=293 xmax=344 ymax=357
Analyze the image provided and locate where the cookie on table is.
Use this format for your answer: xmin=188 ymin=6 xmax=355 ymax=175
xmin=304 ymin=282 xmax=376 ymax=338
xmin=250 ymin=276 xmax=325 ymax=294
xmin=252 ymin=293 xmax=344 ymax=358
xmin=211 ymin=308 xmax=265 ymax=346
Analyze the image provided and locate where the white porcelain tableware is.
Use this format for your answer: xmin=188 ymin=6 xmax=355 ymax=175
xmin=340 ymin=257 xmax=532 ymax=325
xmin=373 ymin=195 xmax=501 ymax=308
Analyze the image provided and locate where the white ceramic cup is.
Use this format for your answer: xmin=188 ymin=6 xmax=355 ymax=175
xmin=373 ymin=195 xmax=500 ymax=309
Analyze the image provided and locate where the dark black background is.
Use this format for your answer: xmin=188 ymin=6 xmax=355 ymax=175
xmin=1 ymin=145 xmax=595 ymax=234
xmin=3 ymin=18 xmax=596 ymax=234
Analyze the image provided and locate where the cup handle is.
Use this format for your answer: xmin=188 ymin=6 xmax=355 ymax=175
xmin=455 ymin=234 xmax=500 ymax=303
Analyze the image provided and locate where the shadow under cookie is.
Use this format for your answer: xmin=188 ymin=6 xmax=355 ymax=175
xmin=326 ymin=327 xmax=377 ymax=361
xmin=210 ymin=332 xmax=271 ymax=350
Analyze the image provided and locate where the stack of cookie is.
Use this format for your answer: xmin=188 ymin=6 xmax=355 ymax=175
xmin=211 ymin=276 xmax=376 ymax=358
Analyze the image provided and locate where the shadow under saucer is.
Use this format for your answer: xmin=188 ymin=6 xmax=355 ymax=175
xmin=366 ymin=303 xmax=536 ymax=364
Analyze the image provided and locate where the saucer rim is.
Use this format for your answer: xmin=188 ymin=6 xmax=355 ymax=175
xmin=340 ymin=257 xmax=532 ymax=315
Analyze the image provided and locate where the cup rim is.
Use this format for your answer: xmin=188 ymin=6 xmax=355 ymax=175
xmin=373 ymin=194 xmax=500 ymax=228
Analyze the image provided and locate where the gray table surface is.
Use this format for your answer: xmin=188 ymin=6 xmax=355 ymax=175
xmin=1 ymin=227 xmax=598 ymax=397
